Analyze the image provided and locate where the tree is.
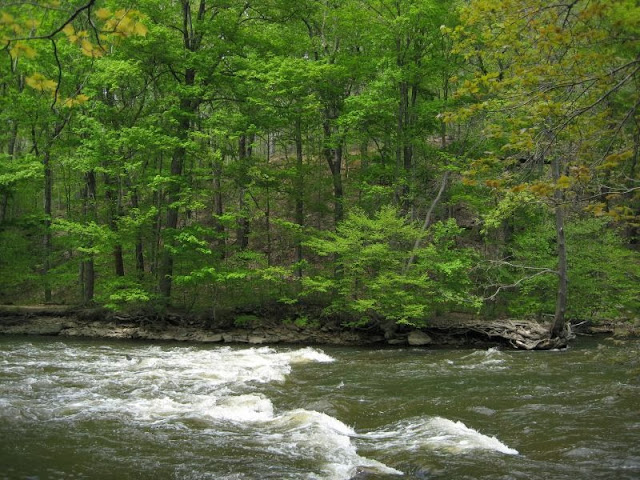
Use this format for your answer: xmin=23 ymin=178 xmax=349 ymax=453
xmin=446 ymin=0 xmax=640 ymax=336
xmin=303 ymin=206 xmax=478 ymax=327
xmin=358 ymin=0 xmax=453 ymax=214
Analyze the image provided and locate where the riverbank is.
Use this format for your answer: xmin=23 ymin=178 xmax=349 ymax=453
xmin=0 ymin=304 xmax=597 ymax=349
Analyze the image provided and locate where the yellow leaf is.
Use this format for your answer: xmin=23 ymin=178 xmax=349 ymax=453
xmin=10 ymin=42 xmax=37 ymax=59
xmin=61 ymin=94 xmax=90 ymax=108
xmin=529 ymin=182 xmax=553 ymax=197
xmin=25 ymin=19 xmax=40 ymax=29
xmin=133 ymin=22 xmax=148 ymax=36
xmin=96 ymin=8 xmax=112 ymax=20
xmin=556 ymin=175 xmax=571 ymax=189
xmin=0 ymin=12 xmax=14 ymax=24
xmin=116 ymin=16 xmax=134 ymax=34
xmin=25 ymin=73 xmax=57 ymax=93
xmin=80 ymin=39 xmax=104 ymax=57
xmin=461 ymin=177 xmax=477 ymax=186
xmin=62 ymin=24 xmax=75 ymax=36
xmin=586 ymin=203 xmax=606 ymax=217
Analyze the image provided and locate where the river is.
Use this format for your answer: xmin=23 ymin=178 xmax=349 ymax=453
xmin=0 ymin=335 xmax=638 ymax=479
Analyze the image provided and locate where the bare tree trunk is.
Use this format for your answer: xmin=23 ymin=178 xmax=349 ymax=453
xmin=158 ymin=147 xmax=184 ymax=300
xmin=212 ymin=153 xmax=226 ymax=258
xmin=105 ymin=174 xmax=125 ymax=276
xmin=294 ymin=117 xmax=305 ymax=277
xmin=551 ymin=156 xmax=568 ymax=337
xmin=323 ymin=117 xmax=344 ymax=226
xmin=81 ymin=171 xmax=97 ymax=304
xmin=43 ymin=149 xmax=53 ymax=303
xmin=404 ymin=171 xmax=450 ymax=273
xmin=131 ymin=188 xmax=145 ymax=278
xmin=236 ymin=134 xmax=250 ymax=250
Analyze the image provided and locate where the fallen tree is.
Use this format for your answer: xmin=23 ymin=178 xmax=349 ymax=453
xmin=421 ymin=317 xmax=573 ymax=350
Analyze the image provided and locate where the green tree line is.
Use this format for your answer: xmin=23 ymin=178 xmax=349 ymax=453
xmin=0 ymin=0 xmax=638 ymax=332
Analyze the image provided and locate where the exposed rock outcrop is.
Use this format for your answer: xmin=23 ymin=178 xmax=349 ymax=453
xmin=0 ymin=306 xmax=572 ymax=349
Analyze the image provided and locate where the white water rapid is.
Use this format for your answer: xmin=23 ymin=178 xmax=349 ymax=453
xmin=0 ymin=341 xmax=522 ymax=479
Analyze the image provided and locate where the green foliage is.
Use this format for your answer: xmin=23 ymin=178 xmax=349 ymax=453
xmin=0 ymin=0 xmax=636 ymax=331
xmin=0 ymin=225 xmax=41 ymax=303
xmin=233 ymin=314 xmax=260 ymax=328
xmin=303 ymin=206 xmax=478 ymax=326
xmin=99 ymin=277 xmax=154 ymax=311
xmin=488 ymin=217 xmax=639 ymax=321
xmin=52 ymin=219 xmax=115 ymax=257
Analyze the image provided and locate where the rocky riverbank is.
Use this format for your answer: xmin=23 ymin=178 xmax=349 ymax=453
xmin=0 ymin=305 xmax=583 ymax=349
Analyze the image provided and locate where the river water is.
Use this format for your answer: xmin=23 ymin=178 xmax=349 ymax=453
xmin=0 ymin=335 xmax=638 ymax=480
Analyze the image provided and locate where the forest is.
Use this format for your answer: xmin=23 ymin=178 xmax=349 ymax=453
xmin=0 ymin=0 xmax=638 ymax=337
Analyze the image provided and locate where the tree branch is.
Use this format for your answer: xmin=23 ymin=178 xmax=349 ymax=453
xmin=484 ymin=269 xmax=557 ymax=301
xmin=404 ymin=170 xmax=450 ymax=273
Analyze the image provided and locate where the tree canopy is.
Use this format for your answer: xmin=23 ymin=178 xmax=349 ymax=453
xmin=0 ymin=0 xmax=638 ymax=332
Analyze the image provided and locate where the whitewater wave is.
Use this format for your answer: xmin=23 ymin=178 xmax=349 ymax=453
xmin=1 ymin=342 xmax=521 ymax=480
xmin=360 ymin=416 xmax=519 ymax=456
xmin=455 ymin=347 xmax=509 ymax=370
xmin=0 ymin=342 xmax=398 ymax=479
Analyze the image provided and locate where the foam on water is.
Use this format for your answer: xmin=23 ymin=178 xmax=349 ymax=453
xmin=283 ymin=346 xmax=336 ymax=364
xmin=0 ymin=342 xmax=398 ymax=479
xmin=455 ymin=346 xmax=508 ymax=371
xmin=266 ymin=409 xmax=403 ymax=478
xmin=361 ymin=416 xmax=519 ymax=456
xmin=1 ymin=341 xmax=520 ymax=479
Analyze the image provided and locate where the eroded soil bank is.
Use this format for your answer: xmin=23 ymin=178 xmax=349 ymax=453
xmin=0 ymin=305 xmax=601 ymax=349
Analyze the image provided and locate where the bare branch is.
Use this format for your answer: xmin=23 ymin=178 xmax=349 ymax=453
xmin=484 ymin=269 xmax=557 ymax=301
xmin=404 ymin=170 xmax=450 ymax=273
xmin=8 ymin=0 xmax=97 ymax=42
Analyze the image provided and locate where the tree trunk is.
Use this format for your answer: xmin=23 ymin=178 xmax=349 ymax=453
xmin=158 ymin=59 xmax=196 ymax=301
xmin=551 ymin=156 xmax=568 ymax=337
xmin=43 ymin=149 xmax=53 ymax=303
xmin=131 ymin=189 xmax=145 ymax=278
xmin=323 ymin=117 xmax=344 ymax=226
xmin=236 ymin=134 xmax=250 ymax=250
xmin=330 ymin=145 xmax=344 ymax=225
xmin=404 ymin=171 xmax=450 ymax=273
xmin=81 ymin=170 xmax=97 ymax=304
xmin=396 ymin=79 xmax=418 ymax=216
xmin=212 ymin=152 xmax=226 ymax=259
xmin=158 ymin=148 xmax=183 ymax=300
xmin=395 ymin=79 xmax=407 ymax=206
xmin=294 ymin=117 xmax=305 ymax=277
xmin=105 ymin=174 xmax=125 ymax=277
xmin=1 ymin=121 xmax=19 ymax=223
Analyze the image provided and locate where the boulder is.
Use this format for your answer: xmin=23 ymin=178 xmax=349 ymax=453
xmin=408 ymin=330 xmax=432 ymax=346
xmin=222 ymin=332 xmax=249 ymax=343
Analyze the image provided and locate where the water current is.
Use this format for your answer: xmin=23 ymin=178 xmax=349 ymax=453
xmin=0 ymin=335 xmax=638 ymax=479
